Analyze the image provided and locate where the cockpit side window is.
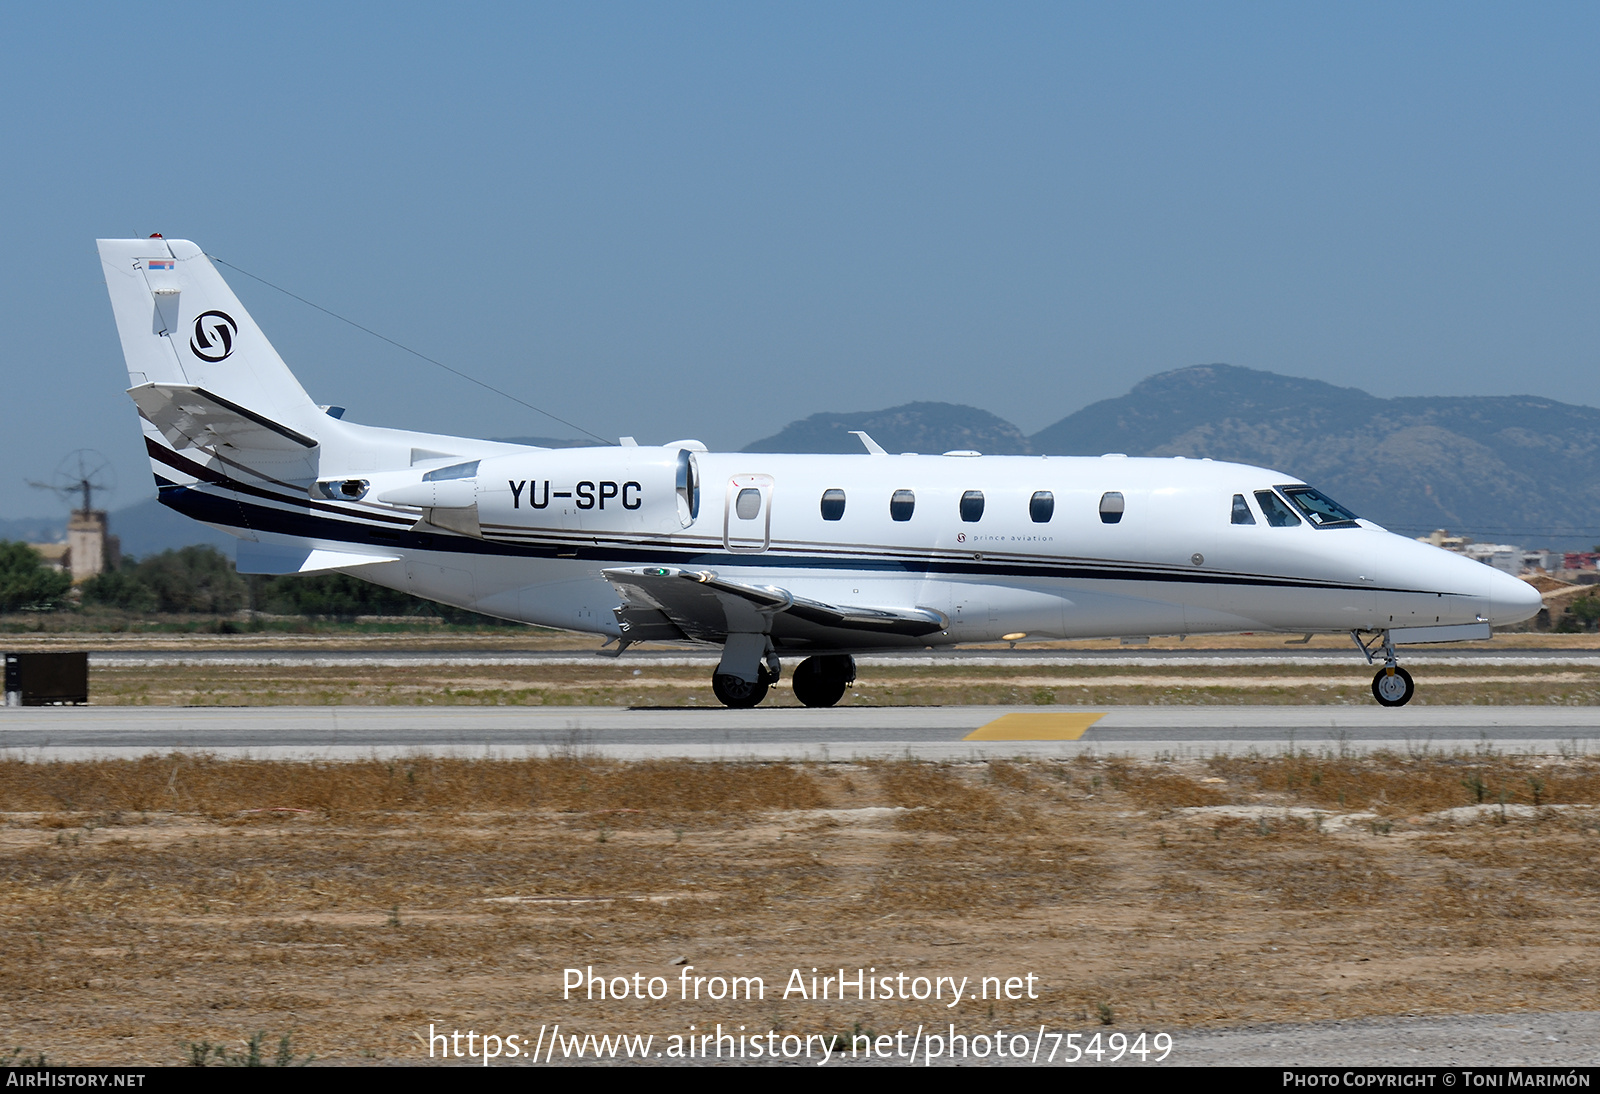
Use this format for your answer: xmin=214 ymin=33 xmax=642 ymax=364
xmin=1279 ymin=486 xmax=1360 ymax=528
xmin=1254 ymin=490 xmax=1301 ymax=528
xmin=1230 ymin=494 xmax=1256 ymax=525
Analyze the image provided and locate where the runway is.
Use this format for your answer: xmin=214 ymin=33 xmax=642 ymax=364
xmin=2 ymin=704 xmax=1596 ymax=760
xmin=82 ymin=648 xmax=1600 ymax=668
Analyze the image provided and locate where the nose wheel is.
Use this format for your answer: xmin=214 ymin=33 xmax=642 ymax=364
xmin=1354 ymin=630 xmax=1416 ymax=707
xmin=1371 ymin=665 xmax=1415 ymax=707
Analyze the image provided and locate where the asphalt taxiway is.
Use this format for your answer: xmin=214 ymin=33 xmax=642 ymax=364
xmin=2 ymin=704 xmax=1595 ymax=761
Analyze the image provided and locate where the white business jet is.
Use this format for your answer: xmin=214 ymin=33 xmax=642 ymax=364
xmin=97 ymin=237 xmax=1542 ymax=708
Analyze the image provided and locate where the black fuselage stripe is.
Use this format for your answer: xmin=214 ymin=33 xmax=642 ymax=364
xmin=147 ymin=439 xmax=416 ymax=527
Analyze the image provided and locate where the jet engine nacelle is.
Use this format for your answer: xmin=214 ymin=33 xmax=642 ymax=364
xmin=474 ymin=446 xmax=697 ymax=539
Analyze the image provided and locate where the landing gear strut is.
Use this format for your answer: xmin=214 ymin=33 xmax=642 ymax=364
xmin=791 ymin=655 xmax=856 ymax=708
xmin=1352 ymin=630 xmax=1416 ymax=707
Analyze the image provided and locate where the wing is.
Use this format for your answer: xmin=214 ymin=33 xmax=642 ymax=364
xmin=602 ymin=566 xmax=947 ymax=649
xmin=129 ymin=382 xmax=319 ymax=453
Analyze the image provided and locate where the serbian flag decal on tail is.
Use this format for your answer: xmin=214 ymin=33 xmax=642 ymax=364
xmin=147 ymin=259 xmax=175 ymax=270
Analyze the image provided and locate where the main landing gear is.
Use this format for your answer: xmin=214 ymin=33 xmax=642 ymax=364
xmin=1352 ymin=630 xmax=1416 ymax=707
xmin=790 ymin=654 xmax=857 ymax=708
xmin=710 ymin=653 xmax=857 ymax=709
xmin=711 ymin=658 xmax=779 ymax=709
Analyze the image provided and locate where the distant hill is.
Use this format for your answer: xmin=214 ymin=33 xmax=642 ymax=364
xmin=742 ymin=402 xmax=1033 ymax=455
xmin=0 ymin=513 xmax=65 ymax=546
xmin=1032 ymin=364 xmax=1600 ymax=545
xmin=741 ymin=365 xmax=1600 ymax=549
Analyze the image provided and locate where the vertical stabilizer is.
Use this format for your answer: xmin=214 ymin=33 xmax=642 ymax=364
xmin=96 ymin=238 xmax=322 ymax=433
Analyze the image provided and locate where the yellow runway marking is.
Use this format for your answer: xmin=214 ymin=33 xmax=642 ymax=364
xmin=964 ymin=712 xmax=1106 ymax=741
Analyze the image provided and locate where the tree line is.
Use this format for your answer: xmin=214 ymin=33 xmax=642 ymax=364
xmin=0 ymin=542 xmax=493 ymax=622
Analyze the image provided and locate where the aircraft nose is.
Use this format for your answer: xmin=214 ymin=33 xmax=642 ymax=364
xmin=1483 ymin=568 xmax=1544 ymax=626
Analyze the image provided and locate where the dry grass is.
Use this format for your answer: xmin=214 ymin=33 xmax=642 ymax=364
xmin=1165 ymin=820 xmax=1395 ymax=909
xmin=1206 ymin=754 xmax=1600 ymax=815
xmin=1104 ymin=761 xmax=1232 ymax=809
xmin=0 ymin=756 xmax=823 ymax=823
xmin=1 ymin=753 xmax=1597 ymax=1064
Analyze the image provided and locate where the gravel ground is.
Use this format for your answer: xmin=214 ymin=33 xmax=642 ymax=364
xmin=1158 ymin=1011 xmax=1600 ymax=1067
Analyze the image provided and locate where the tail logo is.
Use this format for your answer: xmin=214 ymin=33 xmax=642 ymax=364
xmin=190 ymin=310 xmax=238 ymax=363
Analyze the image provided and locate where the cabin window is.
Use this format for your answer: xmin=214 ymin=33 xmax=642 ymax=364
xmin=1098 ymin=491 xmax=1124 ymax=524
xmin=1231 ymin=494 xmax=1256 ymax=525
xmin=1030 ymin=490 xmax=1054 ymax=523
xmin=1254 ymin=490 xmax=1302 ymax=528
xmin=959 ymin=490 xmax=985 ymax=522
xmin=890 ymin=489 xmax=916 ymax=522
xmin=423 ymin=460 xmax=479 ymax=482
xmin=1280 ymin=486 xmax=1360 ymax=528
xmin=735 ymin=487 xmax=763 ymax=520
xmin=820 ymin=488 xmax=846 ymax=521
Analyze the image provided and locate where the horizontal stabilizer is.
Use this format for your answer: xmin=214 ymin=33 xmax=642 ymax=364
xmin=236 ymin=541 xmax=400 ymax=575
xmin=129 ymin=383 xmax=318 ymax=453
xmin=602 ymin=566 xmax=946 ymax=644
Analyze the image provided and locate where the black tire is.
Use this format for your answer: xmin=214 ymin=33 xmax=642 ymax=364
xmin=1371 ymin=666 xmax=1415 ymax=707
xmin=791 ymin=655 xmax=853 ymax=708
xmin=712 ymin=673 xmax=769 ymax=708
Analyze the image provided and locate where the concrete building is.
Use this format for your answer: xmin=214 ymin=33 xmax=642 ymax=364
xmin=1461 ymin=542 xmax=1524 ymax=576
xmin=29 ymin=509 xmax=119 ymax=583
xmin=1417 ymin=529 xmax=1541 ymax=576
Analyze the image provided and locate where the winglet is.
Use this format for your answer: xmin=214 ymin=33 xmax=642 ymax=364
xmin=849 ymin=430 xmax=887 ymax=456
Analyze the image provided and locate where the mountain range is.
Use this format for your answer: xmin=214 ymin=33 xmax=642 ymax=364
xmin=744 ymin=365 xmax=1600 ymax=549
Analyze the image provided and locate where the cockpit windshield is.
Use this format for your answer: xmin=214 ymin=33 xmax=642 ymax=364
xmin=1254 ymin=490 xmax=1301 ymax=527
xmin=1279 ymin=486 xmax=1360 ymax=528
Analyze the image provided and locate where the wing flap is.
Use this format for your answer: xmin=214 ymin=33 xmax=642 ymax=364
xmin=602 ymin=566 xmax=946 ymax=644
xmin=129 ymin=382 xmax=319 ymax=453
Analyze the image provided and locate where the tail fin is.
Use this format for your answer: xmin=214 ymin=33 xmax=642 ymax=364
xmin=97 ymin=238 xmax=323 ymax=435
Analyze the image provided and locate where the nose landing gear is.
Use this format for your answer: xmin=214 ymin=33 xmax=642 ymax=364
xmin=1371 ymin=664 xmax=1415 ymax=707
xmin=1353 ymin=630 xmax=1415 ymax=707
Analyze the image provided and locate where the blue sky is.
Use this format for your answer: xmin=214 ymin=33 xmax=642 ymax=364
xmin=3 ymin=2 xmax=1597 ymax=517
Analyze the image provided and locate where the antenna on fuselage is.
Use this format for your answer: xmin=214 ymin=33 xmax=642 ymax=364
xmin=849 ymin=431 xmax=887 ymax=456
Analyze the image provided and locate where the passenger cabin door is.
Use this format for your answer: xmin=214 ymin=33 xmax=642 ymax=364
xmin=723 ymin=474 xmax=773 ymax=553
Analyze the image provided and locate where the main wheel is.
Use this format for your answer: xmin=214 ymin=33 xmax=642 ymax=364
xmin=712 ymin=673 xmax=769 ymax=708
xmin=791 ymin=655 xmax=854 ymax=708
xmin=1371 ymin=666 xmax=1415 ymax=707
